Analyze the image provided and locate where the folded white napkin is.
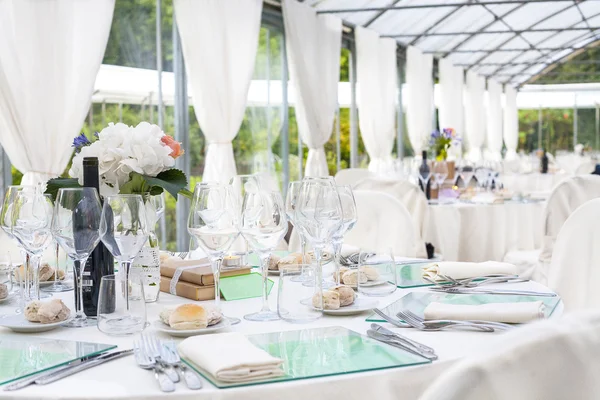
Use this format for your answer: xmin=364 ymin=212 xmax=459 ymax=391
xmin=424 ymin=301 xmax=545 ymax=323
xmin=422 ymin=261 xmax=518 ymax=281
xmin=178 ymin=332 xmax=284 ymax=383
xmin=471 ymin=193 xmax=503 ymax=204
xmin=340 ymin=244 xmax=360 ymax=257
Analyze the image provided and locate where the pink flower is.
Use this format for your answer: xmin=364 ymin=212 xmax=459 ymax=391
xmin=161 ymin=135 xmax=184 ymax=159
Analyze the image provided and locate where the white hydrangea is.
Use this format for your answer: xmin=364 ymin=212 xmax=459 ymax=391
xmin=69 ymin=122 xmax=177 ymax=197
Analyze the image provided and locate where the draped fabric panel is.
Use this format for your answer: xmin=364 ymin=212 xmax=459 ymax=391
xmin=406 ymin=46 xmax=433 ymax=157
xmin=485 ymin=79 xmax=504 ymax=161
xmin=174 ymin=0 xmax=262 ymax=183
xmin=464 ymin=71 xmax=486 ymax=162
xmin=282 ymin=0 xmax=341 ymax=177
xmin=503 ymin=85 xmax=519 ymax=161
xmin=438 ymin=58 xmax=465 ymax=160
xmin=0 ymin=0 xmax=115 ymax=185
xmin=355 ymin=27 xmax=397 ymax=174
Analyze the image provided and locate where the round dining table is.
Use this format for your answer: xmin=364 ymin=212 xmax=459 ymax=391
xmin=0 ymin=272 xmax=561 ymax=400
xmin=501 ymin=173 xmax=568 ymax=198
xmin=424 ymin=200 xmax=544 ymax=263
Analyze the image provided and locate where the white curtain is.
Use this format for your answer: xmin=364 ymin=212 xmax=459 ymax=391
xmin=174 ymin=0 xmax=262 ymax=183
xmin=438 ymin=58 xmax=464 ymax=160
xmin=282 ymin=0 xmax=341 ymax=177
xmin=504 ymin=85 xmax=519 ymax=161
xmin=406 ymin=46 xmax=434 ymax=158
xmin=355 ymin=27 xmax=397 ymax=174
xmin=464 ymin=71 xmax=486 ymax=162
xmin=0 ymin=0 xmax=115 ymax=185
xmin=485 ymin=79 xmax=503 ymax=161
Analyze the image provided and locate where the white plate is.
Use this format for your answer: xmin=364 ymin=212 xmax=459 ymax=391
xmin=39 ymin=279 xmax=68 ymax=287
xmin=0 ymin=292 xmax=15 ymax=304
xmin=0 ymin=314 xmax=73 ymax=333
xmin=267 ymin=269 xmax=280 ymax=276
xmin=322 ymin=298 xmax=379 ymax=316
xmin=153 ymin=317 xmax=231 ymax=337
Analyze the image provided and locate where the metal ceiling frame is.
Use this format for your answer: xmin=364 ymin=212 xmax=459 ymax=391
xmin=456 ymin=58 xmax=600 ymax=67
xmin=384 ymin=26 xmax=600 ymax=37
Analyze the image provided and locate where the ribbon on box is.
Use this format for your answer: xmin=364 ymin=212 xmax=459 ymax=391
xmin=168 ymin=262 xmax=211 ymax=295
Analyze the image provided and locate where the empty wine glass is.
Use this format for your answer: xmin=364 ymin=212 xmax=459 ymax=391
xmin=332 ymin=186 xmax=357 ymax=285
xmin=51 ymin=188 xmax=102 ymax=328
xmin=11 ymin=191 xmax=54 ymax=303
xmin=458 ymin=159 xmax=475 ymax=188
xmin=285 ymin=181 xmax=308 ymax=282
xmin=432 ymin=161 xmax=448 ymax=189
xmin=188 ymin=183 xmax=240 ymax=313
xmin=241 ymin=190 xmax=288 ymax=321
xmin=229 ymin=175 xmax=261 ymax=264
xmin=99 ymin=194 xmax=149 ymax=328
xmin=413 ymin=158 xmax=431 ymax=191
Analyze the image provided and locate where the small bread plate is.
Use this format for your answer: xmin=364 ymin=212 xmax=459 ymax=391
xmin=153 ymin=317 xmax=232 ymax=337
xmin=0 ymin=293 xmax=15 ymax=304
xmin=39 ymin=277 xmax=68 ymax=287
xmin=0 ymin=314 xmax=74 ymax=333
xmin=307 ymin=297 xmax=378 ymax=316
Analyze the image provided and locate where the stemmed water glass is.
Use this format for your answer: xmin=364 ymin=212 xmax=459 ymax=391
xmin=332 ymin=185 xmax=357 ymax=285
xmin=285 ymin=181 xmax=308 ymax=282
xmin=51 ymin=188 xmax=102 ymax=328
xmin=187 ymin=183 xmax=240 ymax=313
xmin=295 ymin=179 xmax=342 ymax=310
xmin=432 ymin=161 xmax=448 ymax=190
xmin=241 ymin=190 xmax=288 ymax=321
xmin=229 ymin=175 xmax=261 ymax=263
xmin=413 ymin=158 xmax=431 ymax=191
xmin=457 ymin=159 xmax=474 ymax=188
xmin=99 ymin=195 xmax=149 ymax=315
xmin=11 ymin=191 xmax=54 ymax=303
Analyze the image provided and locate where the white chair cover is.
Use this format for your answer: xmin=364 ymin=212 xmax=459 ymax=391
xmin=420 ymin=311 xmax=600 ymax=400
xmin=575 ymin=160 xmax=597 ymax=175
xmin=344 ymin=190 xmax=416 ymax=257
xmin=548 ymin=198 xmax=600 ymax=312
xmin=504 ymin=175 xmax=600 ymax=282
xmin=353 ymin=177 xmax=428 ymax=258
xmin=334 ymin=168 xmax=372 ymax=187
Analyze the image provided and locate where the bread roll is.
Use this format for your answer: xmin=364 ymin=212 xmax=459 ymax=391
xmin=0 ymin=283 xmax=7 ymax=300
xmin=206 ymin=307 xmax=223 ymax=326
xmin=278 ymin=253 xmax=304 ymax=266
xmin=333 ymin=267 xmax=350 ymax=283
xmin=332 ymin=285 xmax=355 ymax=306
xmin=359 ymin=265 xmax=380 ymax=281
xmin=342 ymin=270 xmax=367 ymax=286
xmin=268 ymin=254 xmax=281 ymax=270
xmin=25 ymin=301 xmax=42 ymax=322
xmin=168 ymin=304 xmax=208 ymax=330
xmin=49 ymin=269 xmax=66 ymax=281
xmin=38 ymin=264 xmax=55 ymax=282
xmin=159 ymin=308 xmax=174 ymax=325
xmin=38 ymin=299 xmax=70 ymax=324
xmin=313 ymin=290 xmax=340 ymax=310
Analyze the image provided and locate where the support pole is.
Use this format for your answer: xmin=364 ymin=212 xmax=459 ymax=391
xmin=538 ymin=107 xmax=542 ymax=150
xmin=596 ymin=104 xmax=599 ymax=151
xmin=336 ymin=105 xmax=341 ymax=172
xmin=156 ymin=0 xmax=164 ymax=129
xmin=349 ymin=42 xmax=358 ymax=168
xmin=266 ymin=29 xmax=273 ymax=173
xmin=573 ymin=94 xmax=578 ymax=148
xmin=397 ymin=58 xmax=404 ymax=159
xmin=281 ymin=32 xmax=289 ymax=195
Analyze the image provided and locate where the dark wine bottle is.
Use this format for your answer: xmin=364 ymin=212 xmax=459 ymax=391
xmin=541 ymin=149 xmax=549 ymax=174
xmin=419 ymin=150 xmax=431 ymax=199
xmin=75 ymin=157 xmax=115 ymax=317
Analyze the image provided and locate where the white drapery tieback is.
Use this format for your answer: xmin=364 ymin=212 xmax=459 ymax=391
xmin=368 ymin=157 xmax=394 ymax=176
xmin=21 ymin=171 xmax=60 ymax=186
xmin=304 ymin=147 xmax=328 ymax=177
xmin=203 ymin=142 xmax=237 ymax=183
xmin=505 ymin=149 xmax=518 ymax=161
xmin=467 ymin=148 xmax=483 ymax=162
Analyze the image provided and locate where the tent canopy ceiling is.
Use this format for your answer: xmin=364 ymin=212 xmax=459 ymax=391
xmin=306 ymin=0 xmax=600 ymax=86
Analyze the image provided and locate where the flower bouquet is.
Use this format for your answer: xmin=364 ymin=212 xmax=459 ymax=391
xmin=429 ymin=128 xmax=460 ymax=161
xmin=46 ymin=122 xmax=191 ymax=199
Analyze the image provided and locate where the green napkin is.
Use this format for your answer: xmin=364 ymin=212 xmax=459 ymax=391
xmin=220 ymin=272 xmax=274 ymax=301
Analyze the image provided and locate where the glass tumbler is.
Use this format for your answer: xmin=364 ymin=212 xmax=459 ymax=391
xmin=357 ymin=250 xmax=397 ymax=297
xmin=97 ymin=274 xmax=147 ymax=336
xmin=278 ymin=264 xmax=323 ymax=323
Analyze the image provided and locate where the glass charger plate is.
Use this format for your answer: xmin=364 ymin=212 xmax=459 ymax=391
xmin=397 ymin=261 xmax=435 ymax=288
xmin=366 ymin=291 xmax=561 ymax=322
xmin=183 ymin=325 xmax=431 ymax=389
xmin=0 ymin=337 xmax=116 ymax=385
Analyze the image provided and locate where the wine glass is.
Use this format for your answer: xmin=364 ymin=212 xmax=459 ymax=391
xmin=11 ymin=191 xmax=54 ymax=303
xmin=458 ymin=159 xmax=474 ymax=188
xmin=241 ymin=190 xmax=288 ymax=321
xmin=295 ymin=179 xmax=342 ymax=310
xmin=332 ymin=185 xmax=357 ymax=285
xmin=285 ymin=181 xmax=309 ymax=282
xmin=51 ymin=188 xmax=102 ymax=328
xmin=413 ymin=158 xmax=431 ymax=191
xmin=432 ymin=161 xmax=448 ymax=189
xmin=187 ymin=183 xmax=240 ymax=313
xmin=229 ymin=175 xmax=261 ymax=263
xmin=99 ymin=194 xmax=149 ymax=323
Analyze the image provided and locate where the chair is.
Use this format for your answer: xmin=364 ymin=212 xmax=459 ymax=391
xmin=419 ymin=311 xmax=600 ymax=400
xmin=353 ymin=177 xmax=428 ymax=258
xmin=548 ymin=198 xmax=600 ymax=312
xmin=344 ymin=190 xmax=417 ymax=257
xmin=334 ymin=168 xmax=372 ymax=187
xmin=575 ymin=160 xmax=597 ymax=175
xmin=503 ymin=175 xmax=600 ymax=283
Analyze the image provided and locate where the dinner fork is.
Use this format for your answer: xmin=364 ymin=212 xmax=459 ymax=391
xmin=429 ymin=287 xmax=557 ymax=297
xmin=133 ymin=339 xmax=175 ymax=392
xmin=397 ymin=310 xmax=494 ymax=332
xmin=401 ymin=309 xmax=514 ymax=331
xmin=160 ymin=341 xmax=202 ymax=390
xmin=142 ymin=334 xmax=179 ymax=383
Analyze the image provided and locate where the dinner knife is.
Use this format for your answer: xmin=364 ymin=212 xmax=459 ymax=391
xmin=430 ymin=287 xmax=557 ymax=297
xmin=35 ymin=349 xmax=133 ymax=385
xmin=367 ymin=330 xmax=437 ymax=361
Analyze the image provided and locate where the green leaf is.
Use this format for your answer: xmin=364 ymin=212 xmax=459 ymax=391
xmin=44 ymin=178 xmax=81 ymax=201
xmin=142 ymin=169 xmax=188 ymax=199
xmin=178 ymin=188 xmax=193 ymax=200
xmin=119 ymin=172 xmax=149 ymax=195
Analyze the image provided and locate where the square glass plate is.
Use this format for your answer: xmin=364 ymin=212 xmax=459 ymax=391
xmin=0 ymin=337 xmax=116 ymax=385
xmin=183 ymin=326 xmax=431 ymax=388
xmin=366 ymin=291 xmax=561 ymax=322
xmin=397 ymin=261 xmax=435 ymax=288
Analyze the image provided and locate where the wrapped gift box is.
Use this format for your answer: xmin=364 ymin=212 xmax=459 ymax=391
xmin=159 ymin=276 xmax=216 ymax=301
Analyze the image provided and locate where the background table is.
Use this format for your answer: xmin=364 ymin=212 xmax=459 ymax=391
xmin=502 ymin=173 xmax=567 ymax=198
xmin=424 ymin=200 xmax=544 ymax=262
xmin=0 ymin=273 xmax=560 ymax=400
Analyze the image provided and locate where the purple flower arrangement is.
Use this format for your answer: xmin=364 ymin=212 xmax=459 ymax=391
xmin=429 ymin=128 xmax=461 ymax=160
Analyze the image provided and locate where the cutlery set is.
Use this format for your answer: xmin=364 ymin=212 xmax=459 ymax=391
xmin=424 ymin=274 xmax=557 ymax=297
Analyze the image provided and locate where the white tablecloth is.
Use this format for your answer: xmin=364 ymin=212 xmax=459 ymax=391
xmin=502 ymin=173 xmax=568 ymax=198
xmin=0 ymin=277 xmax=560 ymax=400
xmin=424 ymin=201 xmax=544 ymax=262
